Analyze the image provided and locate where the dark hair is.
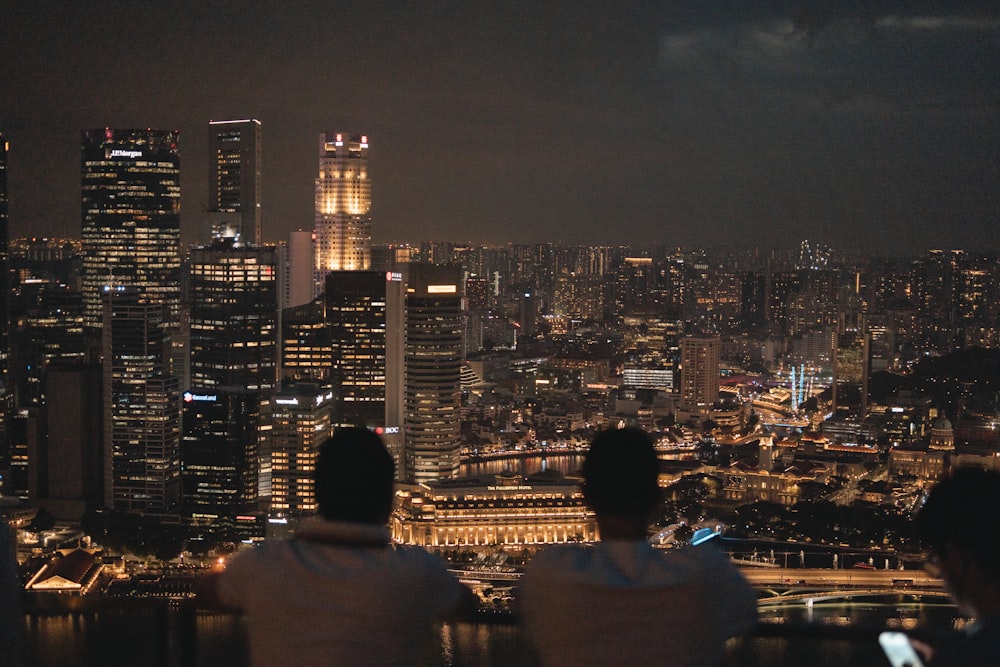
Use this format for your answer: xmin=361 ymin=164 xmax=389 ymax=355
xmin=582 ymin=427 xmax=660 ymax=518
xmin=916 ymin=467 xmax=1000 ymax=577
xmin=315 ymin=427 xmax=395 ymax=524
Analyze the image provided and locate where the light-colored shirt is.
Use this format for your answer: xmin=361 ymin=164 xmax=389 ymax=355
xmin=519 ymin=540 xmax=757 ymax=667
xmin=216 ymin=517 xmax=464 ymax=667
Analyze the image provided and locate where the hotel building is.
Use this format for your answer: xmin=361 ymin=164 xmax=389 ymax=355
xmin=391 ymin=471 xmax=596 ymax=548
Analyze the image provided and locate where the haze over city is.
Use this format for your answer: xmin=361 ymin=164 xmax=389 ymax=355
xmin=2 ymin=1 xmax=998 ymax=252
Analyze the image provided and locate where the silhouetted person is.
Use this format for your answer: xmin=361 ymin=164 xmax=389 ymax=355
xmin=201 ymin=427 xmax=473 ymax=666
xmin=519 ymin=427 xmax=757 ymax=666
xmin=915 ymin=467 xmax=1000 ymax=666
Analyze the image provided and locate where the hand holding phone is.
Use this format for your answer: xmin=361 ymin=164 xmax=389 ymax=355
xmin=879 ymin=631 xmax=925 ymax=667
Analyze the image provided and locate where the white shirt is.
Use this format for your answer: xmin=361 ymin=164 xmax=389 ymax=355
xmin=519 ymin=540 xmax=757 ymax=667
xmin=217 ymin=518 xmax=464 ymax=667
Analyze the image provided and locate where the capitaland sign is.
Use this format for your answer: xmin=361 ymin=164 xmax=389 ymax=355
xmin=108 ymin=149 xmax=144 ymax=159
xmin=183 ymin=392 xmax=218 ymax=402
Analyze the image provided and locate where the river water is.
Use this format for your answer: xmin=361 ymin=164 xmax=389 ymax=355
xmin=23 ymin=596 xmax=966 ymax=667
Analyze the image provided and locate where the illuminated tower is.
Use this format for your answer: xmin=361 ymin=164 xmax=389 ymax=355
xmin=183 ymin=242 xmax=277 ymax=522
xmin=0 ymin=134 xmax=9 ymax=397
xmin=81 ymin=129 xmax=181 ymax=333
xmin=405 ymin=264 xmax=463 ymax=483
xmin=208 ymin=119 xmax=261 ymax=245
xmin=325 ymin=270 xmax=405 ymax=473
xmin=102 ymin=290 xmax=180 ymax=514
xmin=270 ymin=383 xmax=333 ymax=515
xmin=188 ymin=242 xmax=277 ymax=393
xmin=680 ymin=335 xmax=720 ymax=409
xmin=315 ymin=133 xmax=370 ymax=275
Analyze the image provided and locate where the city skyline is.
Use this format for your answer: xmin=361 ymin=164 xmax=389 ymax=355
xmin=1 ymin=2 xmax=998 ymax=254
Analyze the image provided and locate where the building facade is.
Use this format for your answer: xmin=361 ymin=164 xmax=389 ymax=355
xmin=269 ymin=383 xmax=333 ymax=515
xmin=102 ymin=290 xmax=180 ymax=514
xmin=208 ymin=119 xmax=261 ymax=245
xmin=404 ymin=264 xmax=464 ymax=483
xmin=680 ymin=335 xmax=720 ymax=409
xmin=315 ymin=133 xmax=371 ymax=275
xmin=391 ymin=471 xmax=596 ymax=548
xmin=183 ymin=242 xmax=277 ymax=522
xmin=325 ymin=270 xmax=404 ymax=471
xmin=81 ymin=129 xmax=181 ymax=333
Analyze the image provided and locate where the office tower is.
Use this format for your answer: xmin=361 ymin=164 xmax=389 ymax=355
xmin=14 ymin=284 xmax=84 ymax=407
xmin=102 ymin=290 xmax=180 ymax=514
xmin=188 ymin=243 xmax=278 ymax=392
xmin=280 ymin=230 xmax=316 ymax=310
xmin=315 ymin=133 xmax=370 ymax=275
xmin=280 ymin=298 xmax=332 ymax=383
xmin=0 ymin=133 xmax=9 ymax=393
xmin=325 ymin=271 xmax=404 ymax=471
xmin=833 ymin=330 xmax=868 ymax=418
xmin=30 ymin=364 xmax=103 ymax=520
xmin=183 ymin=242 xmax=277 ymax=521
xmin=679 ymin=335 xmax=720 ymax=408
xmin=208 ymin=119 xmax=261 ymax=245
xmin=269 ymin=383 xmax=333 ymax=514
xmin=404 ymin=264 xmax=463 ymax=483
xmin=181 ymin=389 xmax=261 ymax=521
xmin=81 ymin=129 xmax=181 ymax=333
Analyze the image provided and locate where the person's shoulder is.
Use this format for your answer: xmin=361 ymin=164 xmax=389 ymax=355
xmin=389 ymin=544 xmax=452 ymax=571
xmin=524 ymin=544 xmax=591 ymax=576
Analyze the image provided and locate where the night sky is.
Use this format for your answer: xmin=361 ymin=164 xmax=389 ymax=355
xmin=2 ymin=1 xmax=998 ymax=253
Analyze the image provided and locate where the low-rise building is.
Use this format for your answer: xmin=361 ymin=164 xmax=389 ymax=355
xmin=391 ymin=470 xmax=596 ymax=548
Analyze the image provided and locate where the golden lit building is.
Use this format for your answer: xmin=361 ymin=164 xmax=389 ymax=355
xmin=269 ymin=383 xmax=334 ymax=514
xmin=391 ymin=470 xmax=596 ymax=548
xmin=315 ymin=132 xmax=370 ymax=273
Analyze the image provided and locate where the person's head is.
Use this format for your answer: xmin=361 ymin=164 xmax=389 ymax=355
xmin=582 ymin=427 xmax=660 ymax=522
xmin=916 ymin=467 xmax=1000 ymax=612
xmin=315 ymin=427 xmax=395 ymax=524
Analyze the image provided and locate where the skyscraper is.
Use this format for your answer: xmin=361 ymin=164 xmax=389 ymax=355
xmin=0 ymin=133 xmax=13 ymax=450
xmin=315 ymin=133 xmax=370 ymax=275
xmin=325 ymin=270 xmax=404 ymax=471
xmin=0 ymin=133 xmax=9 ymax=392
xmin=680 ymin=335 xmax=720 ymax=409
xmin=183 ymin=242 xmax=277 ymax=522
xmin=270 ymin=383 xmax=333 ymax=515
xmin=102 ymin=290 xmax=180 ymax=514
xmin=188 ymin=243 xmax=278 ymax=393
xmin=81 ymin=129 xmax=181 ymax=333
xmin=208 ymin=119 xmax=261 ymax=245
xmin=404 ymin=264 xmax=463 ymax=483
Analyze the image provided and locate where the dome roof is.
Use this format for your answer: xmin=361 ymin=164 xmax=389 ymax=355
xmin=931 ymin=415 xmax=953 ymax=431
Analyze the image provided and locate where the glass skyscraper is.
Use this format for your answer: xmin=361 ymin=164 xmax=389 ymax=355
xmin=81 ymin=129 xmax=181 ymax=332
xmin=325 ymin=270 xmax=404 ymax=474
xmin=183 ymin=242 xmax=277 ymax=522
xmin=404 ymin=263 xmax=464 ymax=483
xmin=102 ymin=289 xmax=180 ymax=514
xmin=208 ymin=119 xmax=261 ymax=245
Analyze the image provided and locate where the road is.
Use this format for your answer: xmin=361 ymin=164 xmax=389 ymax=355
xmin=740 ymin=567 xmax=940 ymax=589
